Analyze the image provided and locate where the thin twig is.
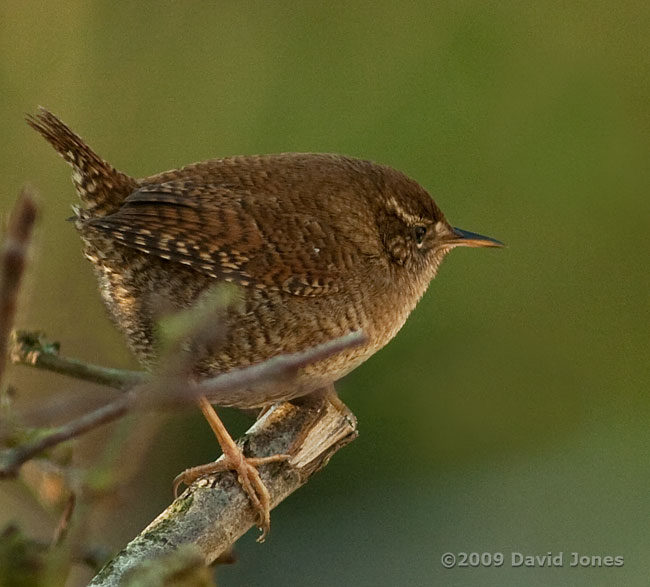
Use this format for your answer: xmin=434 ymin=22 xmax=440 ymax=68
xmin=167 ymin=331 xmax=367 ymax=408
xmin=9 ymin=330 xmax=146 ymax=391
xmin=199 ymin=331 xmax=364 ymax=395
xmin=88 ymin=395 xmax=358 ymax=587
xmin=9 ymin=330 xmax=366 ymax=399
xmin=0 ymin=393 xmax=133 ymax=479
xmin=0 ymin=187 xmax=37 ymax=389
xmin=51 ymin=492 xmax=77 ymax=547
xmin=2 ymin=331 xmax=365 ymax=479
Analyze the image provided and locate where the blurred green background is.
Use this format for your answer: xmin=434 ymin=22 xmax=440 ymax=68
xmin=1 ymin=1 xmax=649 ymax=585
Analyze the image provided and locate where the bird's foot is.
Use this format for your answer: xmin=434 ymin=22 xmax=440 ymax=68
xmin=173 ymin=450 xmax=290 ymax=541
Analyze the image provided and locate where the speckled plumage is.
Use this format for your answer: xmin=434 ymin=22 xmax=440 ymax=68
xmin=28 ymin=108 xmax=499 ymax=408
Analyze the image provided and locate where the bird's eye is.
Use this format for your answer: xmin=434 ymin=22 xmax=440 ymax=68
xmin=414 ymin=226 xmax=427 ymax=246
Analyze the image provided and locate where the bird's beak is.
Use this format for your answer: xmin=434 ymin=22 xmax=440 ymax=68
xmin=447 ymin=227 xmax=504 ymax=248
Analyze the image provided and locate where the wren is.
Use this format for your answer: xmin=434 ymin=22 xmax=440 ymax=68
xmin=28 ymin=107 xmax=502 ymax=537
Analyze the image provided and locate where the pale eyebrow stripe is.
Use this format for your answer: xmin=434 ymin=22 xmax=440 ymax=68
xmin=387 ymin=196 xmax=426 ymax=225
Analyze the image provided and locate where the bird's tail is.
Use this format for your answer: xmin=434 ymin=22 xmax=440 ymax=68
xmin=26 ymin=107 xmax=136 ymax=217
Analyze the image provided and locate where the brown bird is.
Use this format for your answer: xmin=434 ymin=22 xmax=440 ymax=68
xmin=27 ymin=107 xmax=502 ymax=538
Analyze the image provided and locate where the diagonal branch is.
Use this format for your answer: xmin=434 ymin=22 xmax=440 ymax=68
xmin=189 ymin=330 xmax=365 ymax=406
xmin=0 ymin=393 xmax=133 ymax=478
xmin=9 ymin=330 xmax=146 ymax=391
xmin=88 ymin=395 xmax=357 ymax=587
xmin=2 ymin=332 xmax=365 ymax=479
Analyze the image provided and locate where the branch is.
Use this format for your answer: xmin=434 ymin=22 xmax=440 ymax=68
xmin=2 ymin=332 xmax=365 ymax=480
xmin=8 ymin=330 xmax=365 ymax=399
xmin=5 ymin=297 xmax=363 ymax=580
xmin=0 ymin=188 xmax=37 ymax=389
xmin=88 ymin=395 xmax=357 ymax=587
xmin=9 ymin=330 xmax=145 ymax=391
xmin=189 ymin=331 xmax=365 ymax=406
xmin=0 ymin=393 xmax=133 ymax=478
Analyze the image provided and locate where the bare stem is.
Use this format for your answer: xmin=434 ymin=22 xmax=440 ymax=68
xmin=0 ymin=188 xmax=37 ymax=389
xmin=51 ymin=492 xmax=77 ymax=547
xmin=88 ymin=395 xmax=357 ymax=587
xmin=3 ymin=331 xmax=364 ymax=482
xmin=199 ymin=331 xmax=365 ymax=395
xmin=9 ymin=330 xmax=146 ymax=391
xmin=182 ymin=331 xmax=366 ymax=407
xmin=0 ymin=393 xmax=133 ymax=478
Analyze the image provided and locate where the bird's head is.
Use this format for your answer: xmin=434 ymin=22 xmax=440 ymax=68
xmin=375 ymin=169 xmax=503 ymax=284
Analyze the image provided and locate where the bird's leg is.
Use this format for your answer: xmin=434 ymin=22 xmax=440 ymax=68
xmin=321 ymin=384 xmax=347 ymax=413
xmin=173 ymin=395 xmax=289 ymax=540
xmin=254 ymin=405 xmax=271 ymax=420
xmin=310 ymin=383 xmax=354 ymax=421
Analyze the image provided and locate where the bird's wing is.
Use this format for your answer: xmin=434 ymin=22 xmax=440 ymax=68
xmin=85 ymin=181 xmax=359 ymax=296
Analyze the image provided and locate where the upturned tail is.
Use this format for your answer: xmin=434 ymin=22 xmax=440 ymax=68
xmin=27 ymin=107 xmax=137 ymax=217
